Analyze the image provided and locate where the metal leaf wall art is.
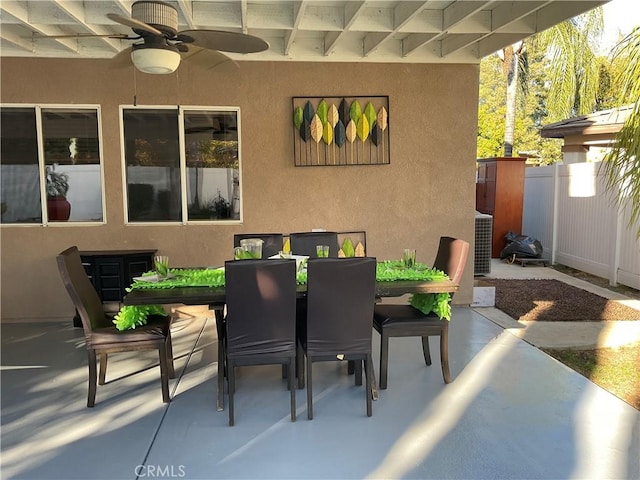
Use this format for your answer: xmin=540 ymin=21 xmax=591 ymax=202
xmin=292 ymin=96 xmax=390 ymax=166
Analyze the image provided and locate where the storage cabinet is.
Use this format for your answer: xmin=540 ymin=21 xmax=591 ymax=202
xmin=74 ymin=249 xmax=156 ymax=326
xmin=476 ymin=157 xmax=526 ymax=258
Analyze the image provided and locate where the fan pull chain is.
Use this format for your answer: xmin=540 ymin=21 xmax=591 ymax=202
xmin=133 ymin=66 xmax=137 ymax=106
xmin=175 ymin=70 xmax=180 ymax=108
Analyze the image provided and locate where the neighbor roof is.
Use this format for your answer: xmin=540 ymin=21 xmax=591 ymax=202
xmin=540 ymin=105 xmax=633 ymax=138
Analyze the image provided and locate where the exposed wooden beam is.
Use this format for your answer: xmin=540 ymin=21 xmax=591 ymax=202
xmin=532 ymin=0 xmax=609 ymax=33
xmin=240 ymin=0 xmax=248 ymax=34
xmin=175 ymin=0 xmax=195 ymax=29
xmin=443 ymin=0 xmax=493 ymax=30
xmin=0 ymin=28 xmax=34 ymax=52
xmin=363 ymin=1 xmax=428 ymax=57
xmin=402 ymin=33 xmax=438 ymax=56
xmin=0 ymin=0 xmax=612 ymax=63
xmin=324 ymin=1 xmax=366 ymax=56
xmin=52 ymin=0 xmax=121 ymax=52
xmin=403 ymin=0 xmax=493 ymax=57
xmin=490 ymin=1 xmax=549 ymax=31
xmin=441 ymin=33 xmax=482 ymax=57
xmin=476 ymin=0 xmax=607 ymax=58
xmin=437 ymin=1 xmax=549 ymax=58
xmin=1 ymin=1 xmax=79 ymax=53
xmin=285 ymin=1 xmax=307 ymax=56
xmin=111 ymin=0 xmax=131 ymax=17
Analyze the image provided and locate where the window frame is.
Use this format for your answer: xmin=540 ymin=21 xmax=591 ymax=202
xmin=119 ymin=105 xmax=243 ymax=225
xmin=0 ymin=103 xmax=106 ymax=227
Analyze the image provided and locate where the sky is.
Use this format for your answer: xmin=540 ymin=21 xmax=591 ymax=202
xmin=600 ymin=0 xmax=640 ymax=52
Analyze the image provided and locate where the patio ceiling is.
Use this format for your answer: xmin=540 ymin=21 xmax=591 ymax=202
xmin=0 ymin=0 xmax=608 ymax=65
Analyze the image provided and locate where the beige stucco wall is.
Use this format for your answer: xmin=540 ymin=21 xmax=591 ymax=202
xmin=1 ymin=57 xmax=478 ymax=322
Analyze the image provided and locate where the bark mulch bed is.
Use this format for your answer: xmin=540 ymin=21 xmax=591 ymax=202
xmin=480 ymin=279 xmax=640 ymax=321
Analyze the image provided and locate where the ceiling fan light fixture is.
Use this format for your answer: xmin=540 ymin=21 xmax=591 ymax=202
xmin=131 ymin=45 xmax=180 ymax=74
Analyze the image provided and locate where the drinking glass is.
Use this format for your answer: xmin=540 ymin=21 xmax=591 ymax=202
xmin=402 ymin=249 xmax=416 ymax=268
xmin=316 ymin=245 xmax=329 ymax=258
xmin=154 ymin=255 xmax=170 ymax=278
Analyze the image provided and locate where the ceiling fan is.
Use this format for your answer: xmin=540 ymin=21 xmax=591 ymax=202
xmin=42 ymin=0 xmax=269 ymax=74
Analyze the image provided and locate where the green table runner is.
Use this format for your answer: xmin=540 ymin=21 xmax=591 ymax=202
xmin=375 ymin=261 xmax=449 ymax=282
xmin=116 ymin=262 xmax=452 ymax=330
xmin=128 ymin=268 xmax=226 ymax=290
xmin=127 ymin=261 xmax=448 ymax=290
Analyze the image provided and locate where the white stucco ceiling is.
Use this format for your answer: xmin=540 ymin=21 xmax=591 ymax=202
xmin=0 ymin=0 xmax=608 ymax=65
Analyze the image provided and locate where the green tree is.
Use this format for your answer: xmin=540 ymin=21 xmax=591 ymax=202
xmin=514 ymin=37 xmax=564 ymax=163
xmin=503 ymin=42 xmax=525 ymax=156
xmin=477 ymin=54 xmax=506 ymax=158
xmin=477 ymin=39 xmax=563 ymax=163
xmin=478 ymin=8 xmax=608 ymax=163
xmin=602 ymin=27 xmax=640 ymax=235
xmin=536 ymin=8 xmax=604 ymax=122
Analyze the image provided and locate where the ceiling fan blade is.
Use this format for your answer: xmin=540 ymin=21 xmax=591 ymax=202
xmin=107 ymin=13 xmax=163 ymax=36
xmin=179 ymin=30 xmax=268 ymax=54
xmin=32 ymin=33 xmax=135 ymax=40
xmin=180 ymin=46 xmax=238 ymax=71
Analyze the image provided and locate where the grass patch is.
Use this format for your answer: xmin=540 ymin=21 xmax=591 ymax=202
xmin=541 ymin=265 xmax=640 ymax=410
xmin=543 ymin=342 xmax=640 ymax=410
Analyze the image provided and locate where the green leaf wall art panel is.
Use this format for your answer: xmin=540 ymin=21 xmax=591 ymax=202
xmin=377 ymin=106 xmax=388 ymax=131
xmin=316 ymin=99 xmax=329 ymax=124
xmin=293 ymin=106 xmax=304 ymax=129
xmin=328 ymin=104 xmax=339 ymax=127
xmin=338 ymin=99 xmax=350 ymax=127
xmin=356 ymin=116 xmax=369 ymax=142
xmin=345 ymin=120 xmax=357 ymax=143
xmin=322 ymin=122 xmax=333 ymax=145
xmin=364 ymin=102 xmax=377 ymax=134
xmin=350 ymin=100 xmax=362 ymax=124
xmin=335 ymin=120 xmax=346 ymax=148
xmin=371 ymin=125 xmax=380 ymax=146
xmin=303 ymin=101 xmax=315 ymax=123
xmin=310 ymin=115 xmax=323 ymax=143
xmin=292 ymin=96 xmax=390 ymax=166
xmin=300 ymin=119 xmax=310 ymax=142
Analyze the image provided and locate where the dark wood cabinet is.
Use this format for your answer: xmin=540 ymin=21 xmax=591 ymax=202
xmin=476 ymin=157 xmax=526 ymax=258
xmin=74 ymin=249 xmax=156 ymax=326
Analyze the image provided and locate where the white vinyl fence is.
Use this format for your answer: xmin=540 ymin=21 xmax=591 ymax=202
xmin=522 ymin=162 xmax=640 ymax=289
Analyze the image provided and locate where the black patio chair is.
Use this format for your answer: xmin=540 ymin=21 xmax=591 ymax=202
xmin=297 ymin=257 xmax=377 ymax=419
xmin=289 ymin=231 xmax=339 ymax=258
xmin=56 ymin=246 xmax=174 ymax=407
xmin=373 ymin=236 xmax=469 ymax=388
xmin=224 ymin=258 xmax=297 ymax=426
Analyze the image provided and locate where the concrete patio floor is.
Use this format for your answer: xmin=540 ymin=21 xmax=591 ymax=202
xmin=2 ymin=260 xmax=639 ymax=479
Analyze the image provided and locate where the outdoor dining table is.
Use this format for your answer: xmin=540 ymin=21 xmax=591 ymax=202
xmin=123 ymin=262 xmax=459 ymax=410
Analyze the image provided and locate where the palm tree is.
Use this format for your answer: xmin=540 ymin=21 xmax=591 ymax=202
xmin=536 ymin=8 xmax=604 ymax=122
xmin=602 ymin=27 xmax=640 ymax=236
xmin=499 ymin=9 xmax=603 ymax=157
xmin=502 ymin=41 xmax=525 ymax=156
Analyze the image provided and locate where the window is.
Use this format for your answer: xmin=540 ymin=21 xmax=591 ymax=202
xmin=122 ymin=106 xmax=241 ymax=223
xmin=0 ymin=105 xmax=104 ymax=224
